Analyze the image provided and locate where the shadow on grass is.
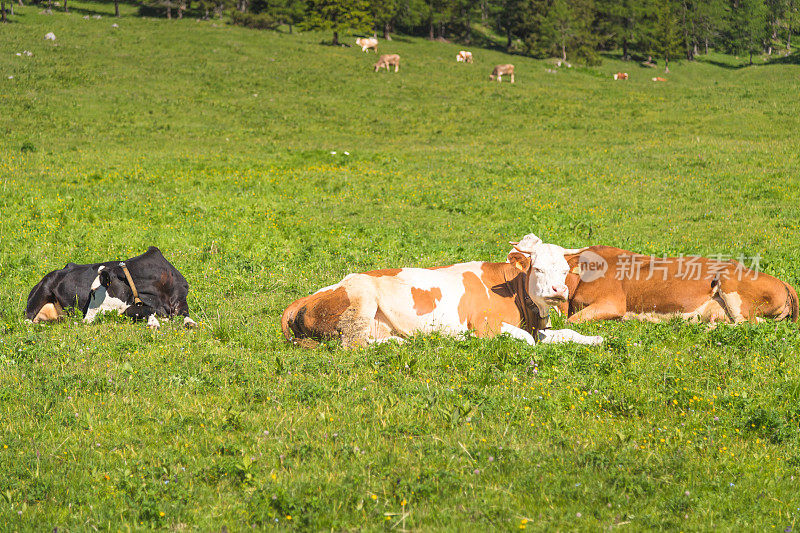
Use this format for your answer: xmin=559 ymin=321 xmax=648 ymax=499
xmin=67 ymin=5 xmax=120 ymax=16
xmin=697 ymin=51 xmax=799 ymax=69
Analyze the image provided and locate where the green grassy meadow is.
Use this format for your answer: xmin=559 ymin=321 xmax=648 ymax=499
xmin=3 ymin=4 xmax=800 ymax=529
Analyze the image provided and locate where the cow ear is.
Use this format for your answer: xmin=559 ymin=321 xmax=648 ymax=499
xmin=99 ymin=269 xmax=111 ymax=288
xmin=507 ymin=252 xmax=531 ymax=273
xmin=570 ymin=264 xmax=582 ymax=275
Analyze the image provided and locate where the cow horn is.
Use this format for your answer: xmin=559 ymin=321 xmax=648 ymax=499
xmin=510 ymin=233 xmax=542 ymax=253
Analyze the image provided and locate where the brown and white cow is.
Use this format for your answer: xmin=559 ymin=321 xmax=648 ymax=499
xmin=652 ymin=77 xmax=667 ymax=82
xmin=556 ymin=246 xmax=798 ymax=324
xmin=356 ymin=37 xmax=378 ymax=53
xmin=613 ymin=72 xmax=628 ymax=80
xmin=282 ymin=234 xmax=602 ymax=348
xmin=489 ymin=64 xmax=514 ymax=83
xmin=456 ymin=50 xmax=473 ymax=63
xmin=374 ymin=54 xmax=400 ymax=73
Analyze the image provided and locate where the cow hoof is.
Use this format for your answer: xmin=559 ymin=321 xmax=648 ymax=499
xmin=591 ymin=336 xmax=603 ymax=345
xmin=147 ymin=315 xmax=161 ymax=330
xmin=184 ymin=317 xmax=197 ymax=329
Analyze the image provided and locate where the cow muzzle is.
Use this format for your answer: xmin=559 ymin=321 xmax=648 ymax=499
xmin=123 ymin=302 xmax=153 ymax=322
xmin=543 ymin=285 xmax=569 ymax=304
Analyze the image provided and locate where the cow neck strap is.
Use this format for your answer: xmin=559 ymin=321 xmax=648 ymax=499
xmin=503 ymin=269 xmax=550 ymax=339
xmin=119 ymin=262 xmax=143 ymax=305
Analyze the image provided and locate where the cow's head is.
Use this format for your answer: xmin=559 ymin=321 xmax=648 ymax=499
xmin=84 ymin=265 xmax=153 ymax=323
xmin=507 ymin=233 xmax=570 ymax=304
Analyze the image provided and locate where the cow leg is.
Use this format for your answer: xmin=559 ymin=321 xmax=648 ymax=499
xmin=510 ymin=73 xmax=515 ymax=83
xmin=338 ymin=299 xmax=381 ymax=348
xmin=147 ymin=315 xmax=161 ymax=329
xmin=497 ymin=75 xmax=502 ymax=82
xmin=33 ymin=301 xmax=64 ymax=323
xmin=183 ymin=316 xmax=197 ymax=328
xmin=539 ymin=328 xmax=603 ymax=345
xmin=716 ymin=288 xmax=747 ymax=323
xmin=500 ymin=323 xmax=537 ymax=345
xmin=567 ymin=301 xmax=625 ymax=323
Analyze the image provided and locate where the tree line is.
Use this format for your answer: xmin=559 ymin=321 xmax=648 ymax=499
xmin=2 ymin=0 xmax=798 ymax=67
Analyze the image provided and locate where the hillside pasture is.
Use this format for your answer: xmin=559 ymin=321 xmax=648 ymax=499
xmin=2 ymin=5 xmax=800 ymax=529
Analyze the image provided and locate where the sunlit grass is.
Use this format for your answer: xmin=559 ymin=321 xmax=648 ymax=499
xmin=1 ymin=4 xmax=800 ymax=529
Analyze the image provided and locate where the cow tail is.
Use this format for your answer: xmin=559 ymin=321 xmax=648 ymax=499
xmin=281 ymin=298 xmax=320 ymax=348
xmin=785 ymin=281 xmax=799 ymax=323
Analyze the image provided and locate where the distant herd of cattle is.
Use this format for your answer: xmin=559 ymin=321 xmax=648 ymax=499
xmin=27 ymin=234 xmax=797 ymax=350
xmin=356 ymin=36 xmax=515 ymax=82
xmin=357 ymin=37 xmax=666 ymax=83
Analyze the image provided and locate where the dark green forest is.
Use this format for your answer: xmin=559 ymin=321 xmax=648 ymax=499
xmin=4 ymin=0 xmax=797 ymax=66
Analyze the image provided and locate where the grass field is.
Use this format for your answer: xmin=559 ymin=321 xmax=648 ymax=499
xmin=3 ymin=4 xmax=800 ymax=529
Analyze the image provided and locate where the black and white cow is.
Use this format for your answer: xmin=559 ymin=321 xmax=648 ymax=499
xmin=25 ymin=246 xmax=196 ymax=329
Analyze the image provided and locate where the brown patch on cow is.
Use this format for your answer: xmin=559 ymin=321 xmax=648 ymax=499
xmin=457 ymin=272 xmax=490 ymax=334
xmin=457 ymin=265 xmax=523 ymax=337
xmin=281 ymin=287 xmax=352 ymax=345
xmin=428 ymin=264 xmax=454 ymax=270
xmin=411 ymin=287 xmax=442 ymax=315
xmin=365 ymin=268 xmax=402 ymax=277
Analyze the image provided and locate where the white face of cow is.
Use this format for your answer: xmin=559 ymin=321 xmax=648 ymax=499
xmin=527 ymin=243 xmax=570 ymax=304
xmin=83 ymin=266 xmax=132 ymax=323
xmin=508 ymin=234 xmax=570 ymax=304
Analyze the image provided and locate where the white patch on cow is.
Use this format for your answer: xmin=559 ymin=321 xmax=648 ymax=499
xmin=718 ymin=291 xmax=745 ymax=322
xmin=147 ymin=315 xmax=160 ymax=329
xmin=339 ymin=265 xmax=476 ymax=339
xmin=184 ymin=316 xmax=197 ymax=328
xmin=501 ymin=323 xmax=537 ymax=345
xmin=84 ymin=285 xmax=130 ymax=323
xmin=90 ymin=265 xmax=106 ymax=290
xmin=539 ymin=328 xmax=603 ymax=345
xmin=85 ymin=268 xmax=130 ymax=323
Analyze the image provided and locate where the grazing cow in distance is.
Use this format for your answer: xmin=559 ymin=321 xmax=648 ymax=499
xmin=356 ymin=37 xmax=378 ymax=53
xmin=374 ymin=54 xmax=400 ymax=72
xmin=282 ymin=233 xmax=603 ymax=348
xmin=26 ymin=246 xmax=196 ymax=329
xmin=489 ymin=64 xmax=514 ymax=83
xmin=652 ymin=77 xmax=667 ymax=82
xmin=456 ymin=50 xmax=473 ymax=63
xmin=613 ymin=72 xmax=628 ymax=80
xmin=557 ymin=246 xmax=798 ymax=324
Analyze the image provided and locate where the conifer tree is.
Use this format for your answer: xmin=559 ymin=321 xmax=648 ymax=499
xmin=303 ymin=0 xmax=371 ymax=44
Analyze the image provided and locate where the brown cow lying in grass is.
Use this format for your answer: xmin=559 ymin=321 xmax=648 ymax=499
xmin=282 ymin=233 xmax=603 ymax=348
xmin=374 ymin=54 xmax=400 ymax=72
xmin=490 ymin=64 xmax=514 ymax=83
xmin=556 ymin=246 xmax=798 ymax=324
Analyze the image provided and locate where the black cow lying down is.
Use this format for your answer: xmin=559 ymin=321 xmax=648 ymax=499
xmin=26 ymin=246 xmax=196 ymax=329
